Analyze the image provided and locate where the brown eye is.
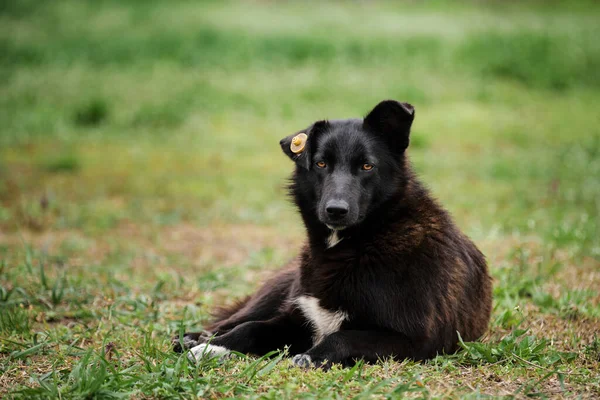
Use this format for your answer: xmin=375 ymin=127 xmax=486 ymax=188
xmin=362 ymin=163 xmax=374 ymax=171
xmin=316 ymin=161 xmax=326 ymax=168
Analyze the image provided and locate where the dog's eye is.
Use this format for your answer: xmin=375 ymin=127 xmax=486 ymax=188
xmin=316 ymin=161 xmax=327 ymax=168
xmin=362 ymin=163 xmax=374 ymax=171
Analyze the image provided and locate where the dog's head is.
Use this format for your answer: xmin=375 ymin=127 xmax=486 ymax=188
xmin=280 ymin=100 xmax=415 ymax=230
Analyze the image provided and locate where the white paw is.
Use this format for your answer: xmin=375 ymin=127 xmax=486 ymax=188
xmin=187 ymin=343 xmax=231 ymax=362
xmin=292 ymin=354 xmax=313 ymax=368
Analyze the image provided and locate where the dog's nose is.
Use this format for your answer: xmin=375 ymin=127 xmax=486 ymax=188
xmin=326 ymin=200 xmax=349 ymax=220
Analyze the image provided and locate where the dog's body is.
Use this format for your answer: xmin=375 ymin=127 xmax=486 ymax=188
xmin=175 ymin=100 xmax=492 ymax=368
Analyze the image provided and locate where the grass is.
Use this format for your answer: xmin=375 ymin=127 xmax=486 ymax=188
xmin=1 ymin=0 xmax=599 ymax=398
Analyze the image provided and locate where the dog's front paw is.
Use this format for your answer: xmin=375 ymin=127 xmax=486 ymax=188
xmin=187 ymin=343 xmax=231 ymax=362
xmin=172 ymin=332 xmax=211 ymax=353
xmin=292 ymin=354 xmax=314 ymax=369
xmin=292 ymin=354 xmax=333 ymax=370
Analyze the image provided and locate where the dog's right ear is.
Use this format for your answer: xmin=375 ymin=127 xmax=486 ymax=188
xmin=279 ymin=120 xmax=329 ymax=170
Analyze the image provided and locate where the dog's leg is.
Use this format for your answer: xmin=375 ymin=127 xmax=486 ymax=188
xmin=188 ymin=314 xmax=312 ymax=361
xmin=291 ymin=330 xmax=428 ymax=369
xmin=174 ymin=268 xmax=300 ymax=353
xmin=172 ymin=296 xmax=286 ymax=353
xmin=172 ymin=293 xmax=291 ymax=353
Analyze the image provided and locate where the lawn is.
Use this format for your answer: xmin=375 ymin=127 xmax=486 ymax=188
xmin=1 ymin=0 xmax=599 ymax=398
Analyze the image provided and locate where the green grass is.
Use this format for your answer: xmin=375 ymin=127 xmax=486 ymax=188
xmin=1 ymin=0 xmax=600 ymax=398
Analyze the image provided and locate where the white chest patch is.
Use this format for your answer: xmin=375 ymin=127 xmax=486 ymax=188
xmin=326 ymin=230 xmax=343 ymax=248
xmin=296 ymin=295 xmax=348 ymax=345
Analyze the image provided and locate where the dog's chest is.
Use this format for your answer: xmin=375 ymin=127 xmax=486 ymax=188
xmin=296 ymin=295 xmax=348 ymax=345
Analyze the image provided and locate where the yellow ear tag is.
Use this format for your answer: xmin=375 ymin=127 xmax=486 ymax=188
xmin=290 ymin=133 xmax=307 ymax=154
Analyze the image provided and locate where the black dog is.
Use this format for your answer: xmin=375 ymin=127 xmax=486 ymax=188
xmin=174 ymin=100 xmax=492 ymax=368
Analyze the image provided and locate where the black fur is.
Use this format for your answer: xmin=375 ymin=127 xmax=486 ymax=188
xmin=174 ymin=100 xmax=493 ymax=369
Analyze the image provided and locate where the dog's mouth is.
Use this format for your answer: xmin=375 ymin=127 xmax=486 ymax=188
xmin=323 ymin=213 xmax=368 ymax=231
xmin=321 ymin=213 xmax=363 ymax=231
xmin=325 ymin=223 xmax=346 ymax=231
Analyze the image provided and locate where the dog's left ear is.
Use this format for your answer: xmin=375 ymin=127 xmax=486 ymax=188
xmin=363 ymin=100 xmax=415 ymax=152
xmin=280 ymin=120 xmax=329 ymax=170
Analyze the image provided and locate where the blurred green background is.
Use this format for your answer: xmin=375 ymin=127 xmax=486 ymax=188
xmin=1 ymin=0 xmax=599 ymax=242
xmin=1 ymin=0 xmax=599 ymax=397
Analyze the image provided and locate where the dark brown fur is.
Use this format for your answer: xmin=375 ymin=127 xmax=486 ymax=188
xmin=174 ymin=100 xmax=492 ymax=368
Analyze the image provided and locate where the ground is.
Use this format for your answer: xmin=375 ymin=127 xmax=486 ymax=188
xmin=1 ymin=0 xmax=599 ymax=398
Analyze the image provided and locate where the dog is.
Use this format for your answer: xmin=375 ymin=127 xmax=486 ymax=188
xmin=173 ymin=100 xmax=492 ymax=369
